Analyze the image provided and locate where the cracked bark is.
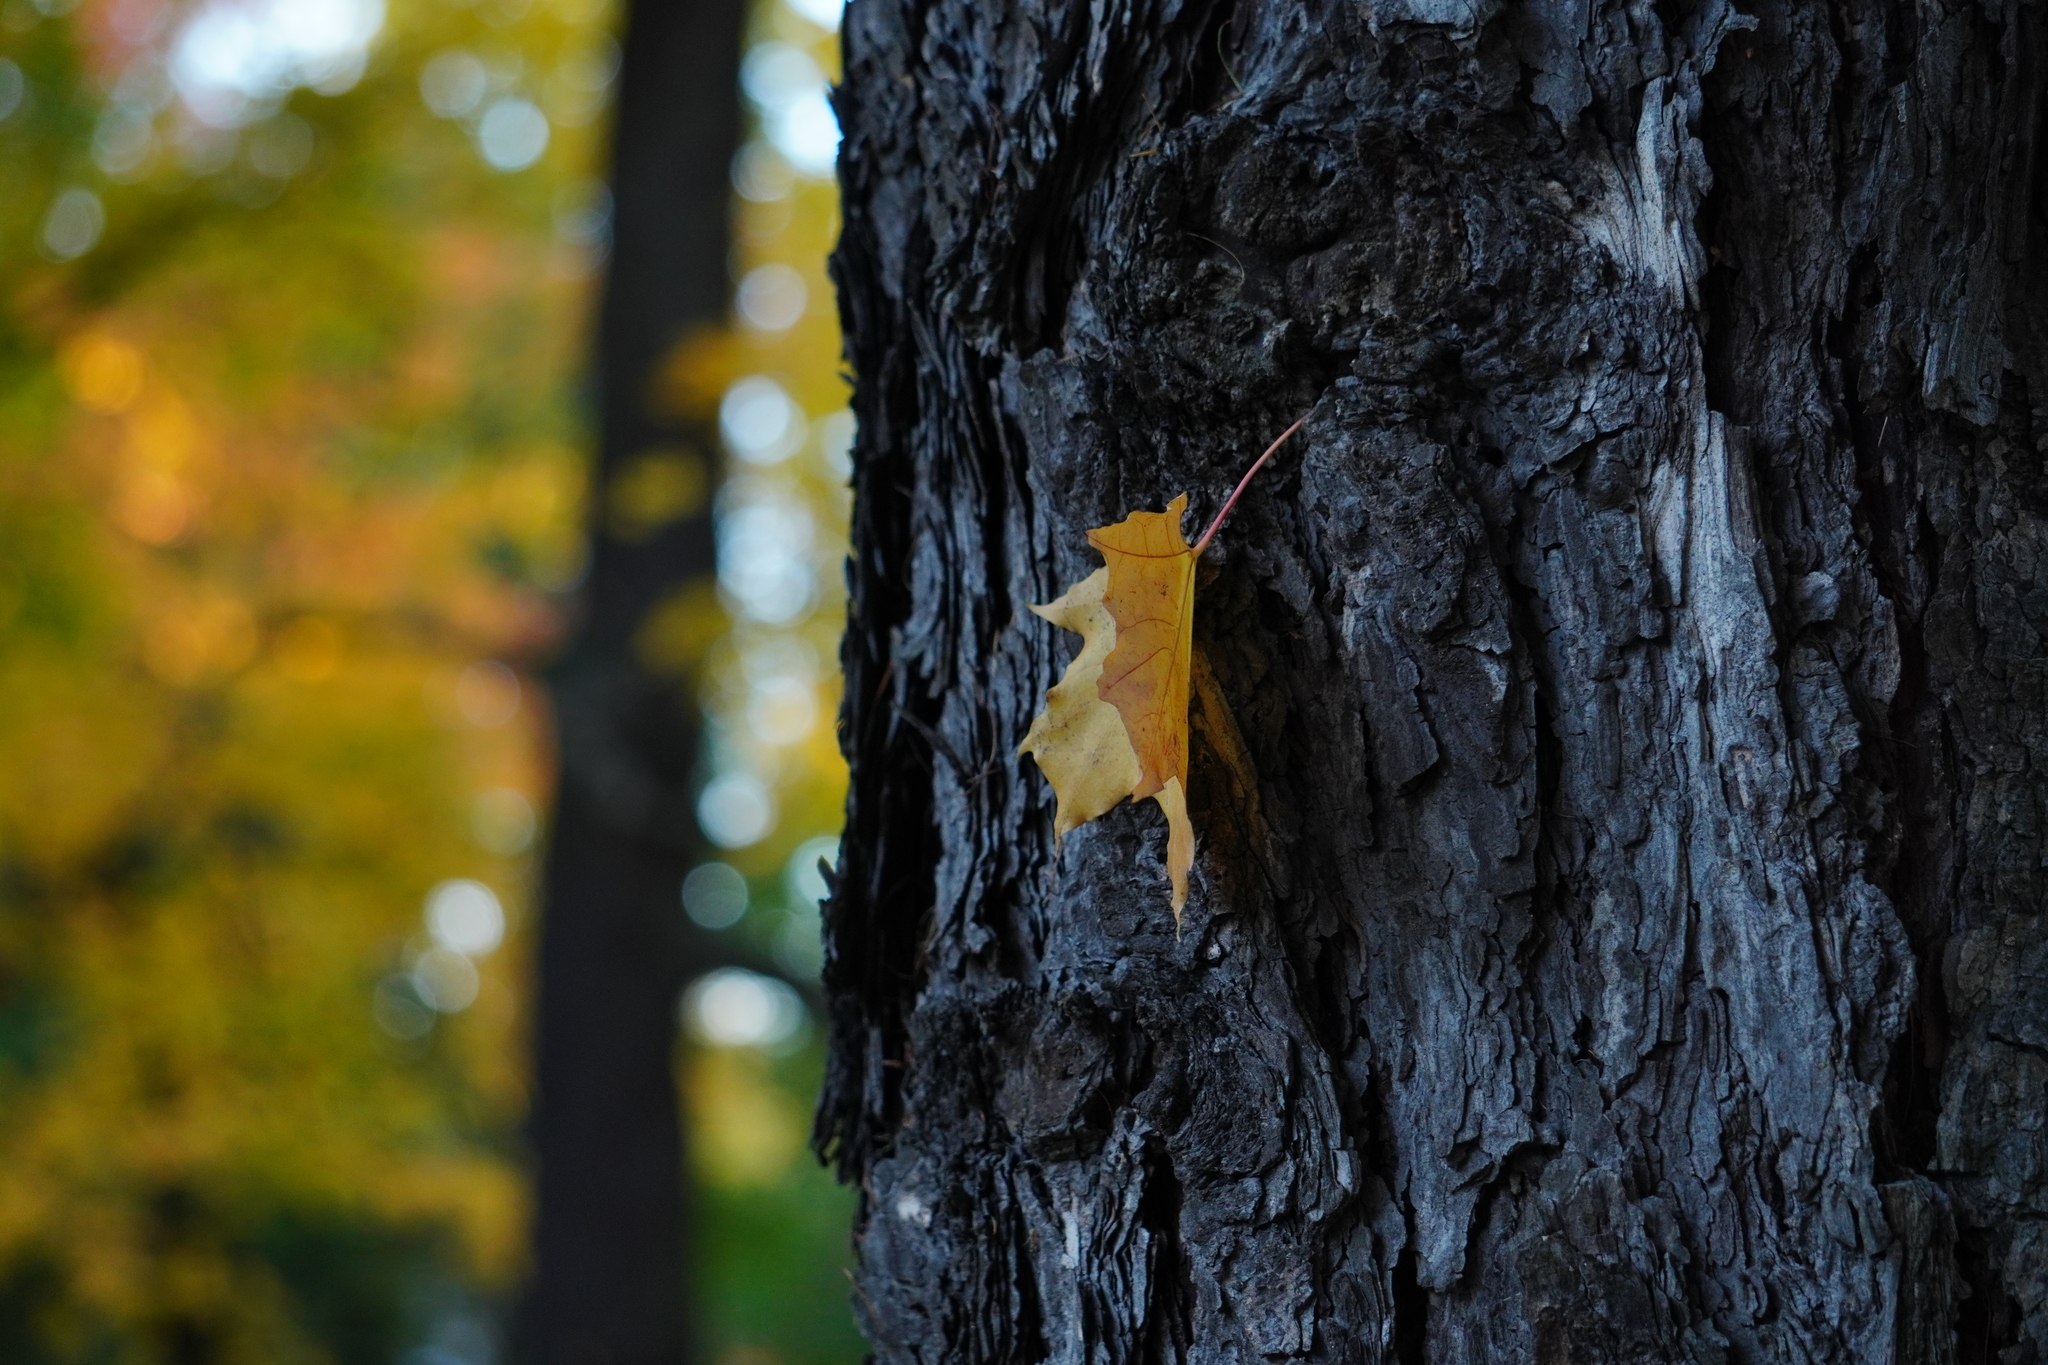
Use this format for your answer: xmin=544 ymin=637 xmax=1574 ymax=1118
xmin=819 ymin=0 xmax=2048 ymax=1360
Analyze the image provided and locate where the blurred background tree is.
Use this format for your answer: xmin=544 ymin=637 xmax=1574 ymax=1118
xmin=0 ymin=0 xmax=859 ymax=1361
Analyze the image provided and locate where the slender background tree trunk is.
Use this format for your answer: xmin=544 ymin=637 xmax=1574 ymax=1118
xmin=820 ymin=0 xmax=2048 ymax=1360
xmin=525 ymin=1 xmax=743 ymax=1361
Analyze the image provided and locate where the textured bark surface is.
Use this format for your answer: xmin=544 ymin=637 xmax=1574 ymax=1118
xmin=820 ymin=0 xmax=2048 ymax=1360
xmin=523 ymin=0 xmax=742 ymax=1361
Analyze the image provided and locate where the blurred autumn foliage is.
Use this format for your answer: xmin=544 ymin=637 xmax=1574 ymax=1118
xmin=0 ymin=0 xmax=859 ymax=1361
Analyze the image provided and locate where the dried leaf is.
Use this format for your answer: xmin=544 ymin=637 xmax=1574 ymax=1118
xmin=1087 ymin=495 xmax=1199 ymax=913
xmin=1088 ymin=494 xmax=1196 ymax=803
xmin=1015 ymin=499 xmax=1202 ymax=921
xmin=1016 ymin=568 xmax=1143 ymax=840
xmin=1151 ymin=774 xmax=1193 ymax=914
xmin=1019 ymin=419 xmax=1305 ymax=923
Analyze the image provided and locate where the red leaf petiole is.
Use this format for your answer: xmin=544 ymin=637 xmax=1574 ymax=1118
xmin=1192 ymin=416 xmax=1307 ymax=556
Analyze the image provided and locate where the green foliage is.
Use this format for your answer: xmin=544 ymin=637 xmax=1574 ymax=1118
xmin=687 ymin=1041 xmax=864 ymax=1365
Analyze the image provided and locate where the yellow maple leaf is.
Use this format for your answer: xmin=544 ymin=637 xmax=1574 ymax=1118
xmin=1087 ymin=495 xmax=1199 ymax=912
xmin=1020 ymin=419 xmax=1304 ymax=921
xmin=1089 ymin=495 xmax=1196 ymax=803
xmin=1016 ymin=568 xmax=1143 ymax=839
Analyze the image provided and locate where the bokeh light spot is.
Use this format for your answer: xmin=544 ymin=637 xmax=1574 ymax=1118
xmin=740 ymin=42 xmax=838 ymax=177
xmin=372 ymin=975 xmax=434 ymax=1040
xmin=739 ymin=42 xmax=819 ymax=109
xmin=476 ymin=97 xmax=549 ymax=171
xmin=774 ymin=905 xmax=823 ymax=979
xmin=784 ymin=834 xmax=838 ymax=908
xmin=718 ymin=375 xmax=804 ymax=465
xmin=783 ymin=0 xmax=846 ymax=31
xmin=425 ymin=878 xmax=506 ymax=956
xmin=681 ymin=861 xmax=749 ymax=930
xmin=412 ymin=946 xmax=481 ymax=1013
xmin=697 ymin=773 xmax=775 ymax=848
xmin=93 ymin=106 xmax=155 ymax=178
xmin=112 ymin=471 xmax=192 ymax=544
xmin=170 ymin=0 xmax=384 ymax=126
xmin=470 ymin=788 xmax=536 ymax=856
xmin=717 ymin=490 xmax=815 ymax=624
xmin=41 ymin=188 xmax=104 ymax=261
xmin=816 ymin=408 xmax=855 ymax=477
xmin=61 ymin=334 xmax=145 ymax=413
xmin=745 ymin=674 xmax=816 ymax=745
xmin=419 ymin=48 xmax=486 ymax=118
xmin=770 ymin=89 xmax=839 ymax=176
xmin=548 ymin=38 xmax=617 ymax=127
xmin=682 ymin=968 xmax=804 ymax=1049
xmin=730 ymin=141 xmax=793 ymax=203
xmin=455 ymin=660 xmax=521 ymax=727
xmin=735 ymin=263 xmax=806 ymax=333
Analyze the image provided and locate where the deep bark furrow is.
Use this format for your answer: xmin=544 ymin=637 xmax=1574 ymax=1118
xmin=821 ymin=0 xmax=2048 ymax=1360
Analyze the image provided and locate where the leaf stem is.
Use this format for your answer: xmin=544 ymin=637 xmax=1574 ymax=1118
xmin=1192 ymin=417 xmax=1307 ymax=556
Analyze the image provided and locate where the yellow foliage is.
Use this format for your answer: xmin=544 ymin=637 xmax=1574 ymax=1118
xmin=634 ymin=578 xmax=729 ymax=682
xmin=658 ymin=324 xmax=752 ymax=421
xmin=59 ymin=333 xmax=145 ymax=414
xmin=608 ymin=446 xmax=710 ymax=540
xmin=271 ymin=615 xmax=346 ymax=683
xmin=684 ymin=1048 xmax=807 ymax=1189
xmin=0 ymin=0 xmax=605 ymax=1353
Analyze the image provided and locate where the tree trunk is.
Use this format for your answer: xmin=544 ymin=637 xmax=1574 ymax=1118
xmin=525 ymin=1 xmax=743 ymax=1361
xmin=819 ymin=1 xmax=2048 ymax=1360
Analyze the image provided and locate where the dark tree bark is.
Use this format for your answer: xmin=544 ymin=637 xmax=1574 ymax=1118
xmin=524 ymin=1 xmax=743 ymax=1362
xmin=820 ymin=0 xmax=2048 ymax=1360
